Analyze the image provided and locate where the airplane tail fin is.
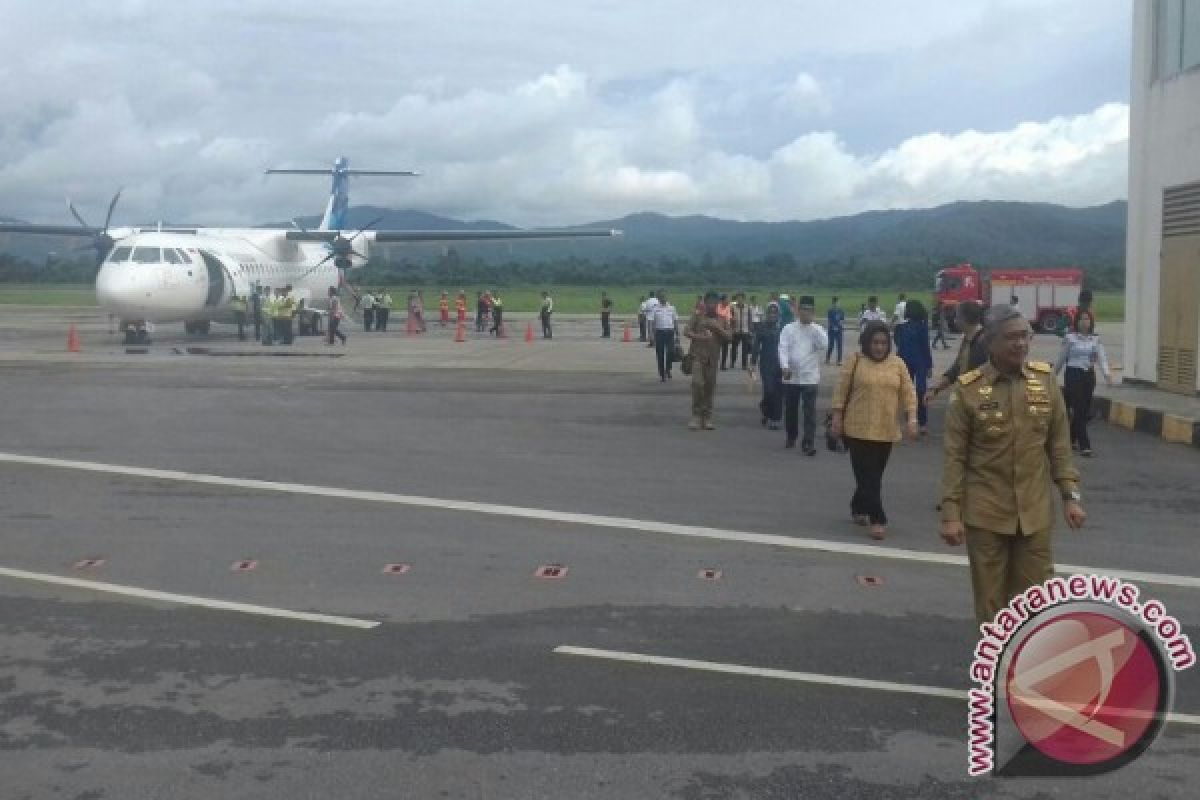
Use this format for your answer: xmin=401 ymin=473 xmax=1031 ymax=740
xmin=265 ymin=157 xmax=418 ymax=231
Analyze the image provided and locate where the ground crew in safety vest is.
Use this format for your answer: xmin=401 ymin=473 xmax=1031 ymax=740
xmin=684 ymin=291 xmax=732 ymax=430
xmin=376 ymin=289 xmax=393 ymax=332
xmin=456 ymin=291 xmax=467 ymax=325
xmin=489 ymin=293 xmax=505 ymax=336
xmin=272 ymin=287 xmax=293 ymax=345
xmin=939 ymin=305 xmax=1086 ymax=624
xmin=231 ymin=294 xmax=248 ymax=341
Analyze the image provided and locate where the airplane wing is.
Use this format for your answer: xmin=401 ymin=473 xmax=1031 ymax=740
xmin=0 ymin=223 xmax=100 ymax=236
xmin=284 ymin=228 xmax=621 ymax=244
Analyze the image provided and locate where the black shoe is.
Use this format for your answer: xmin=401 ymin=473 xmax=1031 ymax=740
xmin=1081 ymin=448 xmax=1093 ymax=457
xmin=803 ymin=446 xmax=817 ymax=457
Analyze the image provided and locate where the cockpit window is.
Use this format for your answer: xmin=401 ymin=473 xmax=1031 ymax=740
xmin=132 ymin=247 xmax=162 ymax=263
xmin=176 ymin=249 xmax=193 ymax=264
xmin=108 ymin=246 xmax=132 ymax=262
xmin=163 ymin=248 xmax=182 ymax=264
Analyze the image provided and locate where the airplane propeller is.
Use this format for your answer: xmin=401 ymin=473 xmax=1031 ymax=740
xmin=299 ymin=216 xmax=381 ymax=280
xmin=67 ymin=189 xmax=127 ymax=266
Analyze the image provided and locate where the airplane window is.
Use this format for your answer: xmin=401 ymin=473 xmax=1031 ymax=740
xmin=176 ymin=249 xmax=193 ymax=263
xmin=108 ymin=246 xmax=133 ymax=262
xmin=131 ymin=247 xmax=161 ymax=263
xmin=163 ymin=249 xmax=182 ymax=264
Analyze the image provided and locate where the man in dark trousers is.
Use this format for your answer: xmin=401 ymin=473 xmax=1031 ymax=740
xmin=826 ymin=295 xmax=845 ymax=365
xmin=600 ymin=291 xmax=613 ymax=338
xmin=540 ymin=291 xmax=554 ymax=338
xmin=250 ymin=286 xmax=263 ymax=342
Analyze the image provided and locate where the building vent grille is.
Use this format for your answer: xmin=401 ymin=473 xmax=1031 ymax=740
xmin=1164 ymin=181 xmax=1200 ymax=238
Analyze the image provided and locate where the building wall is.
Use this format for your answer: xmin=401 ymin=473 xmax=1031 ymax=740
xmin=1126 ymin=0 xmax=1200 ymax=388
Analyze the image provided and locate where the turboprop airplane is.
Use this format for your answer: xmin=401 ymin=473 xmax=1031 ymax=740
xmin=0 ymin=157 xmax=620 ymax=340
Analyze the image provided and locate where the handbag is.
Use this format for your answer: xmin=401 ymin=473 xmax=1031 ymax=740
xmin=825 ymin=354 xmax=860 ymax=453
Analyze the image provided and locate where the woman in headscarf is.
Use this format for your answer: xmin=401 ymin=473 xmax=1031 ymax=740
xmin=753 ymin=302 xmax=784 ymax=430
xmin=830 ymin=321 xmax=918 ymax=540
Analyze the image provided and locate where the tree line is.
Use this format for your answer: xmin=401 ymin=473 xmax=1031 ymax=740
xmin=0 ymin=250 xmax=1127 ymax=290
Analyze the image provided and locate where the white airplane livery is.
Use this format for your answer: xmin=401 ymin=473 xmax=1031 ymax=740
xmin=0 ymin=157 xmax=619 ymax=338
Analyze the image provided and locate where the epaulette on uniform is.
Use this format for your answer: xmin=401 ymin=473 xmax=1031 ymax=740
xmin=1027 ymin=361 xmax=1052 ymax=373
xmin=958 ymin=368 xmax=982 ymax=385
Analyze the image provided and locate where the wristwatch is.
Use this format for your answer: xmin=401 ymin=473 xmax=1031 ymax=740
xmin=1066 ymin=490 xmax=1082 ymax=504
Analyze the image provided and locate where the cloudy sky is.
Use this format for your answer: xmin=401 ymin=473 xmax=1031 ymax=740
xmin=0 ymin=0 xmax=1131 ymax=227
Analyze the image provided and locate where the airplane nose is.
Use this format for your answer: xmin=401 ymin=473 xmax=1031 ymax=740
xmin=95 ymin=263 xmax=154 ymax=316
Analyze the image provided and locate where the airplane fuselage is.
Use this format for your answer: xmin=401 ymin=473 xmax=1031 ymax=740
xmin=95 ymin=230 xmax=343 ymax=326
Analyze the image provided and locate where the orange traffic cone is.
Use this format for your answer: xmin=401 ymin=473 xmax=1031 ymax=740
xmin=622 ymin=323 xmax=632 ymax=343
xmin=67 ymin=323 xmax=81 ymax=353
xmin=525 ymin=322 xmax=535 ymax=343
xmin=455 ymin=322 xmax=466 ymax=343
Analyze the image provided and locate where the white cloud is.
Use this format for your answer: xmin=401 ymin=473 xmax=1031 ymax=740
xmin=0 ymin=1 xmax=1130 ymax=227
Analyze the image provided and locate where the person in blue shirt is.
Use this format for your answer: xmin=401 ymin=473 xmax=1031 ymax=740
xmin=893 ymin=299 xmax=934 ymax=434
xmin=826 ymin=296 xmax=846 ymax=365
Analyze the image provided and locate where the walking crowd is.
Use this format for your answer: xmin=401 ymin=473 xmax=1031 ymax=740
xmin=657 ymin=289 xmax=1093 ymax=623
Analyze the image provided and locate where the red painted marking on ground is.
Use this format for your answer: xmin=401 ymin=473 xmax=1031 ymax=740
xmin=382 ymin=563 xmax=411 ymax=575
xmin=535 ymin=564 xmax=568 ymax=579
xmin=856 ymin=575 xmax=884 ymax=587
xmin=73 ymin=558 xmax=106 ymax=570
xmin=699 ymin=568 xmax=723 ymax=580
xmin=231 ymin=560 xmax=259 ymax=572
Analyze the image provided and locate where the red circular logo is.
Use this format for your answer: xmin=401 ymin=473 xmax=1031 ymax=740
xmin=1006 ymin=612 xmax=1164 ymax=766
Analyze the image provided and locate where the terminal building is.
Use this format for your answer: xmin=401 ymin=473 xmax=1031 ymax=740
xmin=1126 ymin=0 xmax=1200 ymax=394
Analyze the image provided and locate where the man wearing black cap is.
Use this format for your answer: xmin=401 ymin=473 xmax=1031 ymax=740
xmin=778 ymin=295 xmax=828 ymax=454
xmin=684 ymin=291 xmax=732 ymax=430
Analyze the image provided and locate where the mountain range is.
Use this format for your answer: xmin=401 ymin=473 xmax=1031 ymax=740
xmin=2 ymin=199 xmax=1127 ymax=269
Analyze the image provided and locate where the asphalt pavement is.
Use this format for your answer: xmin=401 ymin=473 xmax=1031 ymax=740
xmin=1 ymin=310 xmax=1198 ymax=799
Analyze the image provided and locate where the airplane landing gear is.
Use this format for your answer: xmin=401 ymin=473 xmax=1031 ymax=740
xmin=121 ymin=322 xmax=152 ymax=345
xmin=184 ymin=320 xmax=211 ymax=336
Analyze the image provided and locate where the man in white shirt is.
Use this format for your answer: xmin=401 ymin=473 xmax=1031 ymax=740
xmin=361 ymin=290 xmax=376 ymax=332
xmin=778 ymin=295 xmax=828 ymax=455
xmin=891 ymin=293 xmax=908 ymax=328
xmin=641 ymin=292 xmax=660 ymax=348
xmin=860 ymin=295 xmax=886 ymax=329
xmin=651 ymin=291 xmax=679 ymax=381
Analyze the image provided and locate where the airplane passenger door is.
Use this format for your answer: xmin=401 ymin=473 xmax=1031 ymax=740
xmin=197 ymin=251 xmax=229 ymax=307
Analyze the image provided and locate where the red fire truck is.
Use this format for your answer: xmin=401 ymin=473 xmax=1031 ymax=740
xmin=933 ymin=263 xmax=1085 ymax=333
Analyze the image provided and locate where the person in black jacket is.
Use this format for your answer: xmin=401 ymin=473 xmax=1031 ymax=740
xmin=753 ymin=302 xmax=784 ymax=430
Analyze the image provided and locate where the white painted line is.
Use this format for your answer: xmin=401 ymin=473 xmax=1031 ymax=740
xmin=554 ymin=644 xmax=966 ymax=700
xmin=0 ymin=565 xmax=380 ymax=629
xmin=1 ymin=450 xmax=1199 ymax=590
xmin=553 ymin=645 xmax=1200 ymax=727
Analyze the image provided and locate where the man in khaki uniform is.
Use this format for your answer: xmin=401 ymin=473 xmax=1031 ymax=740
xmin=684 ymin=291 xmax=731 ymax=430
xmin=940 ymin=306 xmax=1086 ymax=624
